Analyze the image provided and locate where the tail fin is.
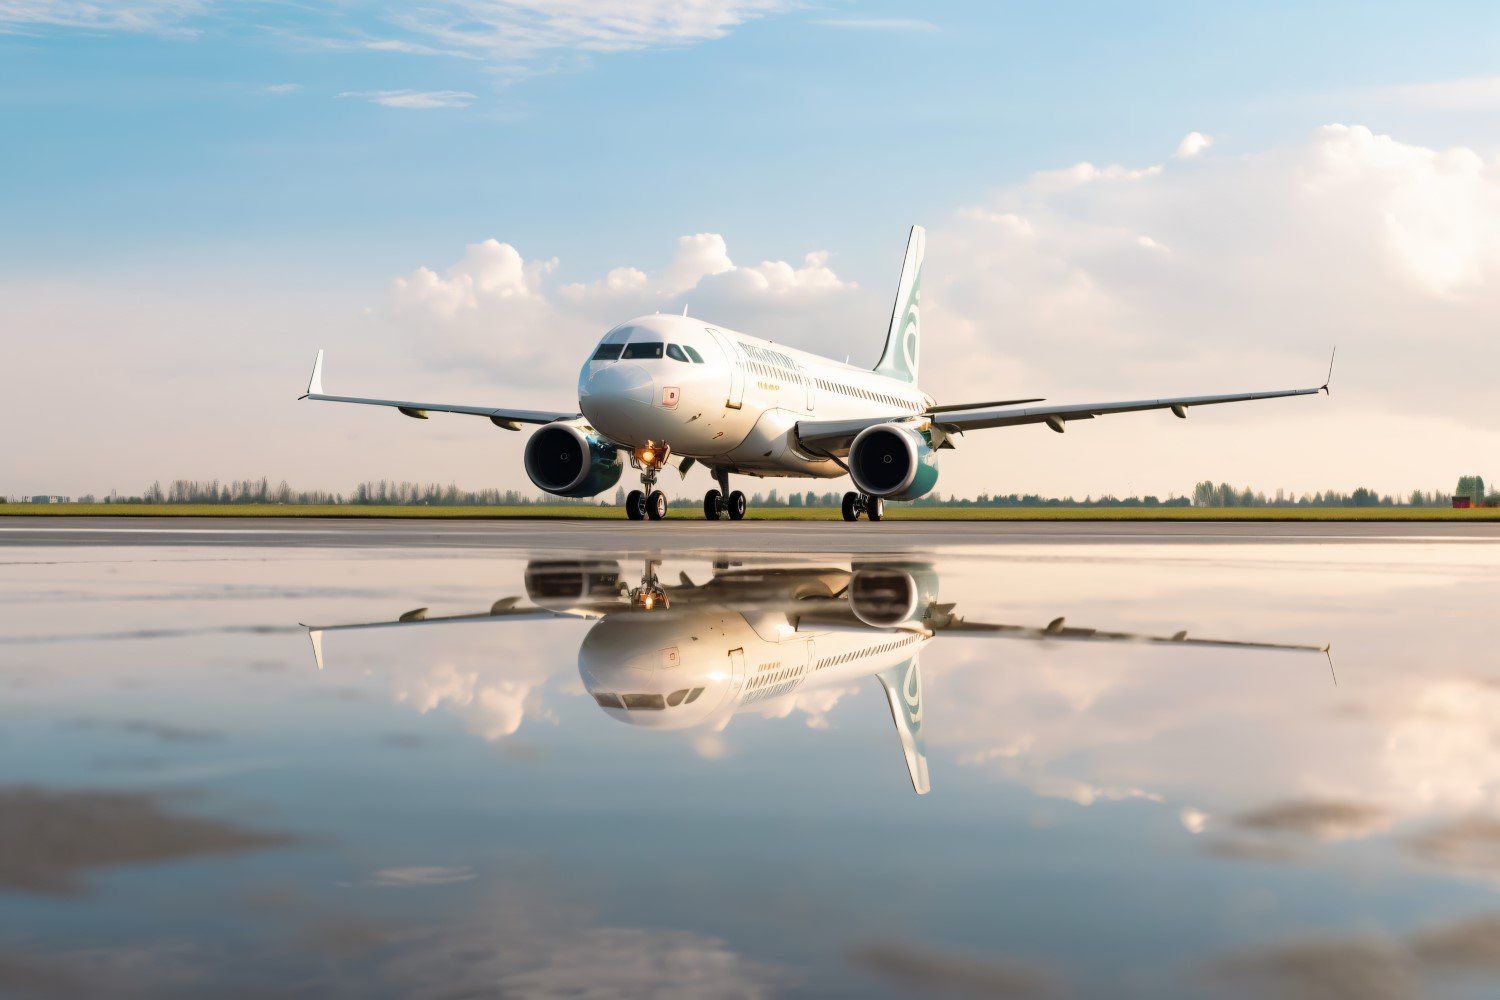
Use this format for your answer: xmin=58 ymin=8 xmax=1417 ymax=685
xmin=874 ymin=655 xmax=930 ymax=794
xmin=874 ymin=225 xmax=924 ymax=385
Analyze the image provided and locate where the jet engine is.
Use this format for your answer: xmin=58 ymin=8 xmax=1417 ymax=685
xmin=523 ymin=421 xmax=623 ymax=498
xmin=524 ymin=560 xmax=625 ymax=609
xmin=848 ymin=423 xmax=939 ymax=501
xmin=849 ymin=563 xmax=940 ymax=629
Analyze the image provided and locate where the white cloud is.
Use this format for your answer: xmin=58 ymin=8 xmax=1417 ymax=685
xmin=338 ymin=88 xmax=476 ymax=109
xmin=1366 ymin=75 xmax=1500 ymax=111
xmin=1174 ymin=131 xmax=1213 ymax=158
xmin=0 ymin=0 xmax=205 ymax=35
xmin=383 ymin=0 xmax=790 ymax=63
xmin=265 ymin=82 xmax=301 ymax=94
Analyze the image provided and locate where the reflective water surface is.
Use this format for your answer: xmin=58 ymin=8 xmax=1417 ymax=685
xmin=2 ymin=537 xmax=1498 ymax=998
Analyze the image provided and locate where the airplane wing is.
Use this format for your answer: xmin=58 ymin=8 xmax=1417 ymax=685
xmin=938 ymin=614 xmax=1329 ymax=654
xmin=302 ymin=598 xmax=603 ymax=670
xmin=300 ymin=351 xmax=575 ymax=430
xmin=797 ymin=364 xmax=1332 ymax=455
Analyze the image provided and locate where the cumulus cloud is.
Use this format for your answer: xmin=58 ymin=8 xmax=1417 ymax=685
xmin=924 ymin=122 xmax=1500 ymax=497
xmin=338 ymin=89 xmax=476 ymax=109
xmin=389 ymin=232 xmax=856 ymax=387
xmin=1174 ymin=131 xmax=1213 ymax=158
xmin=389 ymin=661 xmax=548 ymax=741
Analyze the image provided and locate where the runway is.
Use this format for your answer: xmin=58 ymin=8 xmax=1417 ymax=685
xmin=2 ymin=515 xmax=1496 ymax=553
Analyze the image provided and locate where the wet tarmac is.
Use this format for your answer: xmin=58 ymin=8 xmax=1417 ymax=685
xmin=1 ymin=521 xmax=1498 ymax=997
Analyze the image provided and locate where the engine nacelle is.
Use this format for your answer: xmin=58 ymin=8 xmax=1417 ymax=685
xmin=523 ymin=421 xmax=623 ymax=498
xmin=524 ymin=559 xmax=625 ymax=609
xmin=848 ymin=423 xmax=939 ymax=501
xmin=849 ymin=563 xmax=940 ymax=629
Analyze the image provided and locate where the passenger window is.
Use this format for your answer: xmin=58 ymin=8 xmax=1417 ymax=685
xmin=622 ymin=693 xmax=666 ymax=710
xmin=592 ymin=344 xmax=624 ymax=361
xmin=666 ymin=344 xmax=689 ymax=362
xmin=593 ymin=692 xmax=624 ymax=708
xmin=683 ymin=345 xmax=705 ymax=363
xmin=622 ymin=342 xmax=665 ymax=360
xmin=684 ymin=687 xmax=703 ymax=704
xmin=667 ymin=688 xmax=689 ymax=707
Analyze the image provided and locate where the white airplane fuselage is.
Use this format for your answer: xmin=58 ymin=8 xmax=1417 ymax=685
xmin=577 ymin=314 xmax=933 ymax=479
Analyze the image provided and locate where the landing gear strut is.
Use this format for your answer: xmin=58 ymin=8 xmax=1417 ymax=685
xmin=625 ymin=441 xmax=670 ymax=521
xmin=704 ymin=469 xmax=746 ymax=521
xmin=841 ymin=491 xmax=885 ymax=522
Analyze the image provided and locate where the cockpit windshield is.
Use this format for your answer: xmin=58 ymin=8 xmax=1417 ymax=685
xmin=621 ymin=342 xmax=664 ymax=360
xmin=591 ymin=344 xmax=624 ymax=361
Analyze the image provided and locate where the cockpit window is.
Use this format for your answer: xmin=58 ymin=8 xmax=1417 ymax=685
xmin=622 ymin=693 xmax=666 ymax=710
xmin=592 ymin=692 xmax=624 ymax=709
xmin=666 ymin=688 xmax=689 ymax=706
xmin=592 ymin=344 xmax=624 ymax=361
xmin=683 ymin=345 xmax=705 ymax=364
xmin=621 ymin=342 xmax=664 ymax=360
xmin=665 ymin=344 xmax=689 ymax=363
xmin=684 ymin=687 xmax=704 ymax=704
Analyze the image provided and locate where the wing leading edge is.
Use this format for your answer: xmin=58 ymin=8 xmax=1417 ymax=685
xmin=798 ymin=372 xmax=1330 ymax=455
xmin=300 ymin=350 xmax=574 ymax=429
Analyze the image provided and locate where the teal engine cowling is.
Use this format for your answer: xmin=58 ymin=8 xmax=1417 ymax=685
xmin=523 ymin=421 xmax=623 ymax=498
xmin=849 ymin=563 xmax=940 ymax=628
xmin=848 ymin=423 xmax=939 ymax=501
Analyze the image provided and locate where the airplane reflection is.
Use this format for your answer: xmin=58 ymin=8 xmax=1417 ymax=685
xmin=305 ymin=559 xmax=1329 ymax=795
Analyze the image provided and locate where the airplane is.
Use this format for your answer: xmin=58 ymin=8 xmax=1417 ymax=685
xmin=301 ymin=226 xmax=1333 ymax=521
xmin=304 ymin=558 xmax=1330 ymax=794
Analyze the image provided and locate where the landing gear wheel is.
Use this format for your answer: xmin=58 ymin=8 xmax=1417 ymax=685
xmin=866 ymin=497 xmax=885 ymax=522
xmin=727 ymin=490 xmax=747 ymax=521
xmin=704 ymin=489 xmax=723 ymax=520
xmin=841 ymin=491 xmax=860 ymax=522
xmin=646 ymin=490 xmax=668 ymax=520
xmin=625 ymin=490 xmax=646 ymax=520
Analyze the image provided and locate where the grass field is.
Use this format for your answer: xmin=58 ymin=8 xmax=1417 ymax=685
xmin=3 ymin=503 xmax=1497 ymax=522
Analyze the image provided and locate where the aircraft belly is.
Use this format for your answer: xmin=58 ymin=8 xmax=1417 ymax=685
xmin=719 ymin=408 xmax=840 ymax=477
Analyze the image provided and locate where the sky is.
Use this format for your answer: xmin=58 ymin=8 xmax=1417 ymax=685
xmin=4 ymin=0 xmax=1500 ymax=500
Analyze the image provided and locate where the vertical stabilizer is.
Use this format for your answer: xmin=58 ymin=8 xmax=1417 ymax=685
xmin=874 ymin=656 xmax=930 ymax=794
xmin=874 ymin=226 xmax=924 ymax=385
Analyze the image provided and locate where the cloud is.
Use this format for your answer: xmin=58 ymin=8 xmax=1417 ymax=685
xmin=1365 ymin=75 xmax=1500 ymax=111
xmin=1405 ymin=815 xmax=1500 ymax=877
xmin=1204 ymin=913 xmax=1500 ymax=999
xmin=1174 ymin=131 xmax=1213 ymax=158
xmin=0 ymin=786 xmax=292 ymax=895
xmin=389 ymin=232 xmax=855 ymax=387
xmin=850 ymin=942 xmax=1061 ymax=997
xmin=363 ymin=865 xmax=477 ymax=887
xmin=265 ymin=82 xmax=301 ymax=94
xmin=1234 ymin=799 xmax=1391 ymax=842
xmin=0 ymin=0 xmax=205 ymax=35
xmin=381 ymin=0 xmax=791 ymax=62
xmin=810 ymin=18 xmax=938 ymax=31
xmin=337 ymin=89 xmax=476 ymax=109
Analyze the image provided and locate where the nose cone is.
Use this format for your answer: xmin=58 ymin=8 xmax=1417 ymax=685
xmin=579 ymin=362 xmax=653 ymax=435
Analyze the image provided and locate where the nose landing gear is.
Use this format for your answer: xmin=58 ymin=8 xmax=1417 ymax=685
xmin=625 ymin=442 xmax=670 ymax=521
xmin=703 ymin=470 xmax=747 ymax=521
xmin=840 ymin=491 xmax=885 ymax=522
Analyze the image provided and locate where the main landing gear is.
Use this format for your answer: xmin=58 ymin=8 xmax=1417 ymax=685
xmin=624 ymin=441 xmax=670 ymax=521
xmin=703 ymin=469 xmax=746 ymax=521
xmin=841 ymin=491 xmax=885 ymax=522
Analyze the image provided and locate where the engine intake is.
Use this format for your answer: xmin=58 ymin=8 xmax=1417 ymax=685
xmin=848 ymin=423 xmax=939 ymax=500
xmin=524 ymin=422 xmax=623 ymax=498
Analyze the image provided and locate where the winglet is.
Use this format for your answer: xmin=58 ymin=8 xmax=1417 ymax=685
xmin=303 ymin=350 xmax=325 ymax=399
xmin=1325 ymin=645 xmax=1336 ymax=687
xmin=308 ymin=629 xmax=325 ymax=671
xmin=1321 ymin=347 xmax=1336 ymax=394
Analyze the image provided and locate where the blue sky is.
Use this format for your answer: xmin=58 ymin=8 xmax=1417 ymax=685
xmin=7 ymin=0 xmax=1499 ymax=279
xmin=5 ymin=1 xmax=1500 ymax=497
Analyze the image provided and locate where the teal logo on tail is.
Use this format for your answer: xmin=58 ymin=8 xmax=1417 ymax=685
xmin=875 ymin=225 xmax=924 ymax=385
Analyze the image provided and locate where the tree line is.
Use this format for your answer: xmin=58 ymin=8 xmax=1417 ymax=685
xmin=55 ymin=476 xmax=1482 ymax=508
